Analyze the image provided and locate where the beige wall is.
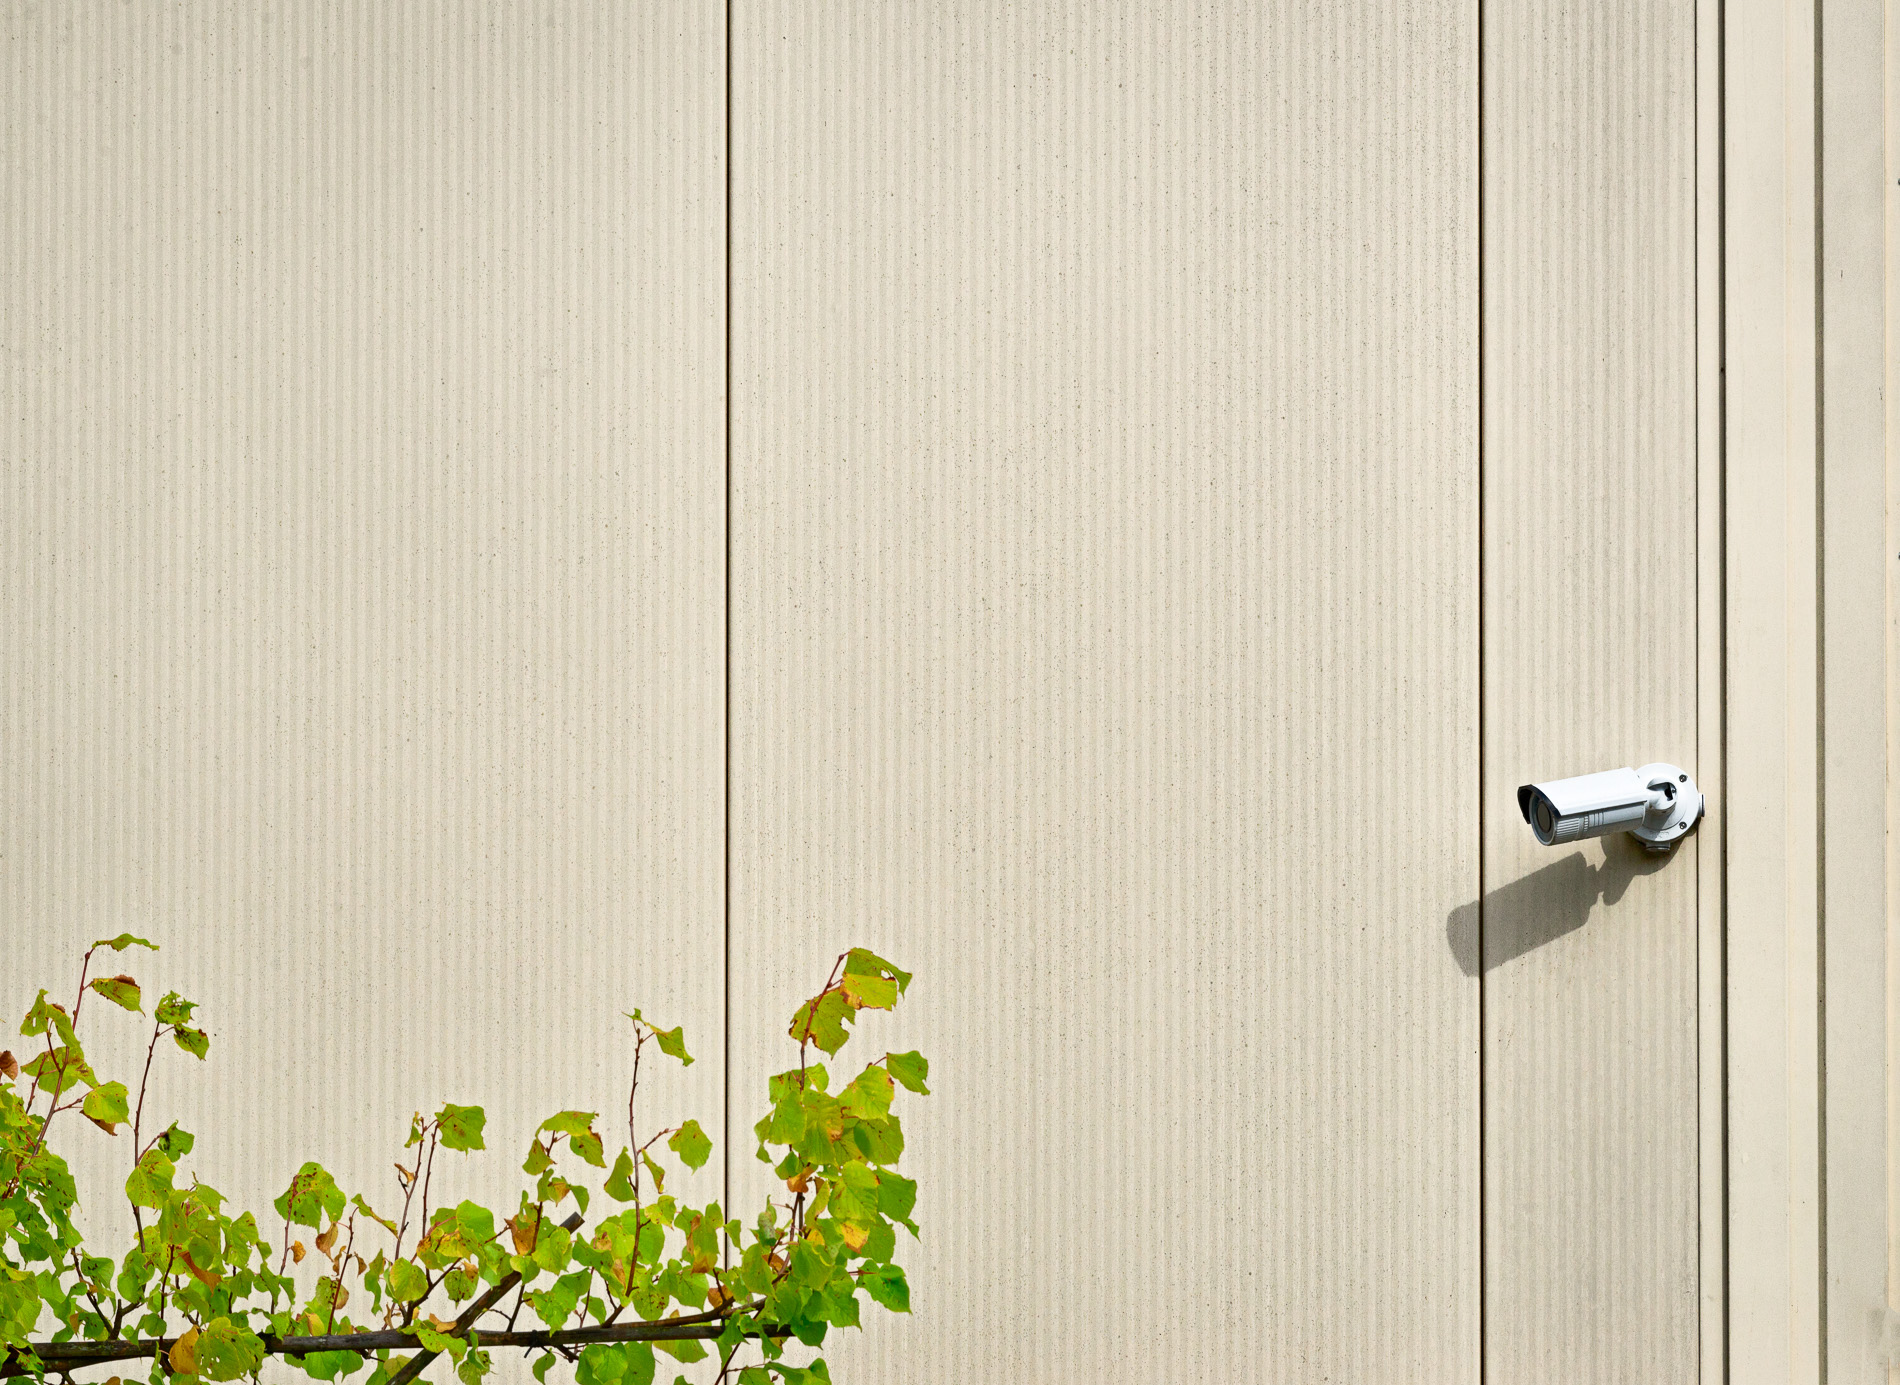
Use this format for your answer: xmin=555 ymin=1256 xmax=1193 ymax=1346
xmin=1 ymin=3 xmax=728 ymax=1359
xmin=1723 ymin=0 xmax=1895 ymax=1381
xmin=3 ymin=2 xmax=1816 ymax=1383
xmin=1481 ymin=0 xmax=1703 ymax=1379
xmin=728 ymin=0 xmax=1482 ymax=1377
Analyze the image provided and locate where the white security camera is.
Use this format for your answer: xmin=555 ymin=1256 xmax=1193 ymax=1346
xmin=1516 ymin=763 xmax=1703 ymax=852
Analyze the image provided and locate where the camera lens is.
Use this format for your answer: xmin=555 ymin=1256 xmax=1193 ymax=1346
xmin=1533 ymin=798 xmax=1554 ymax=838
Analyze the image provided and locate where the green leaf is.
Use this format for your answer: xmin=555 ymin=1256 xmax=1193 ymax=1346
xmin=21 ymin=1045 xmax=95 ymax=1099
xmin=842 ymin=948 xmax=910 ymax=994
xmin=153 ymin=992 xmax=196 ymax=1026
xmin=789 ymin=990 xmax=852 ymax=1055
xmin=539 ymin=1110 xmax=595 ymax=1137
xmin=529 ymin=1223 xmax=571 ymax=1274
xmin=19 ymin=989 xmax=53 ymax=1035
xmin=523 ymin=1140 xmax=553 ymax=1175
xmin=195 ymin=1316 xmax=267 ymax=1381
xmin=667 ymin=1120 xmax=712 ymax=1172
xmin=92 ymin=933 xmax=159 ymax=954
xmin=861 ymin=1264 xmax=909 ymax=1313
xmin=603 ymin=1149 xmax=636 ymax=1202
xmin=457 ymin=1348 xmax=493 ymax=1385
xmin=653 ymin=1339 xmax=706 ymax=1364
xmin=413 ymin=1323 xmax=464 ymax=1360
xmin=155 ymin=1122 xmax=194 ymax=1158
xmin=527 ymin=1270 xmax=589 ymax=1328
xmin=651 ymin=1026 xmax=692 ymax=1067
xmin=173 ymin=1026 xmax=210 ymax=1059
xmin=839 ymin=973 xmax=896 ymax=1012
xmin=300 ymin=1351 xmax=366 ymax=1380
xmin=436 ymin=1103 xmax=487 ymax=1153
xmin=274 ymin=1161 xmax=346 ymax=1230
xmin=454 ymin=1200 xmax=497 ymax=1245
xmin=351 ymin=1193 xmax=398 ymax=1235
xmin=387 ymin=1259 xmax=428 ymax=1303
xmin=641 ymin=1150 xmax=665 ymax=1193
xmin=884 ymin=1051 xmax=929 ymax=1094
xmin=576 ymin=1342 xmax=655 ymax=1385
xmin=569 ymin=1127 xmax=605 ymax=1167
xmin=840 ymin=1067 xmax=893 ymax=1120
xmin=820 ymin=1278 xmax=861 ymax=1328
xmin=80 ymin=1080 xmax=129 ymax=1132
xmin=875 ymin=1171 xmax=917 ymax=1224
xmin=87 ymin=975 xmax=142 ymax=1012
xmin=126 ymin=1149 xmax=176 ymax=1208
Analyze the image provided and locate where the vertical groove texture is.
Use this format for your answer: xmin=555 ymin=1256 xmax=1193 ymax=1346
xmin=1481 ymin=0 xmax=1700 ymax=1380
xmin=730 ymin=3 xmax=1479 ymax=1379
xmin=0 ymin=10 xmax=726 ymax=1373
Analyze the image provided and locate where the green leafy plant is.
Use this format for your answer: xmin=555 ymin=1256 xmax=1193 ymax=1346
xmin=1 ymin=940 xmax=927 ymax=1385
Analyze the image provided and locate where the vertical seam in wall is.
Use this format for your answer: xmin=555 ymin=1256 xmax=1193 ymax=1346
xmin=722 ymin=0 xmax=735 ymax=1239
xmin=1694 ymin=0 xmax=1705 ymax=1354
xmin=1475 ymin=0 xmax=1488 ymax=1374
xmin=1716 ymin=0 xmax=1731 ymax=1366
xmin=1812 ymin=0 xmax=1827 ymax=1370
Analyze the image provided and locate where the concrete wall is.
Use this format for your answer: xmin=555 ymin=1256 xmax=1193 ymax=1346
xmin=12 ymin=2 xmax=1887 ymax=1381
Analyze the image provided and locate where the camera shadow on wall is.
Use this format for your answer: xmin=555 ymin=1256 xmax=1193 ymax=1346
xmin=1445 ymin=837 xmax=1669 ymax=976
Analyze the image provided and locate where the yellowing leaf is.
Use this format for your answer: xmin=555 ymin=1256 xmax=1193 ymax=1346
xmin=0 ymin=1051 xmax=16 ymax=1081
xmin=314 ymin=1223 xmax=338 ymax=1255
xmin=291 ymin=1241 xmax=307 ymax=1264
xmin=169 ymin=1325 xmax=201 ymax=1375
xmin=840 ymin=972 xmax=897 ymax=1011
xmin=510 ymin=1212 xmax=539 ymax=1256
xmin=786 ymin=1168 xmax=811 ymax=1195
xmin=88 ymin=975 xmax=142 ymax=1013
xmin=843 ymin=947 xmax=911 ymax=993
xmin=81 ymin=1080 xmax=130 ymax=1133
xmin=181 ymin=1251 xmax=223 ymax=1290
xmin=789 ymin=988 xmax=852 ymax=1055
xmin=351 ymin=1193 xmax=398 ymax=1235
xmin=92 ymin=933 xmax=159 ymax=954
xmin=839 ymin=1222 xmax=870 ymax=1252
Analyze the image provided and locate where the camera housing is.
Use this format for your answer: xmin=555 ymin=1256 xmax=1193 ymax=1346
xmin=1517 ymin=763 xmax=1702 ymax=853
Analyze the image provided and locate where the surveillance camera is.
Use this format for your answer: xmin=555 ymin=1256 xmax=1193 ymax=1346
xmin=1516 ymin=763 xmax=1703 ymax=853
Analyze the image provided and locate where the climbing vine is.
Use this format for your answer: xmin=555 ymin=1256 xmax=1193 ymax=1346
xmin=1 ymin=939 xmax=926 ymax=1385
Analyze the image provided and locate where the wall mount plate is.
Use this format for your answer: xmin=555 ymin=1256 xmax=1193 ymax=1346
xmin=1629 ymin=762 xmax=1703 ymax=852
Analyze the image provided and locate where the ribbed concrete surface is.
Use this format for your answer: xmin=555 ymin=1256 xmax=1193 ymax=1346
xmin=1 ymin=4 xmax=1715 ymax=1382
xmin=728 ymin=2 xmax=1480 ymax=1379
xmin=1 ymin=13 xmax=727 ymax=1382
xmin=1481 ymin=0 xmax=1700 ymax=1379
